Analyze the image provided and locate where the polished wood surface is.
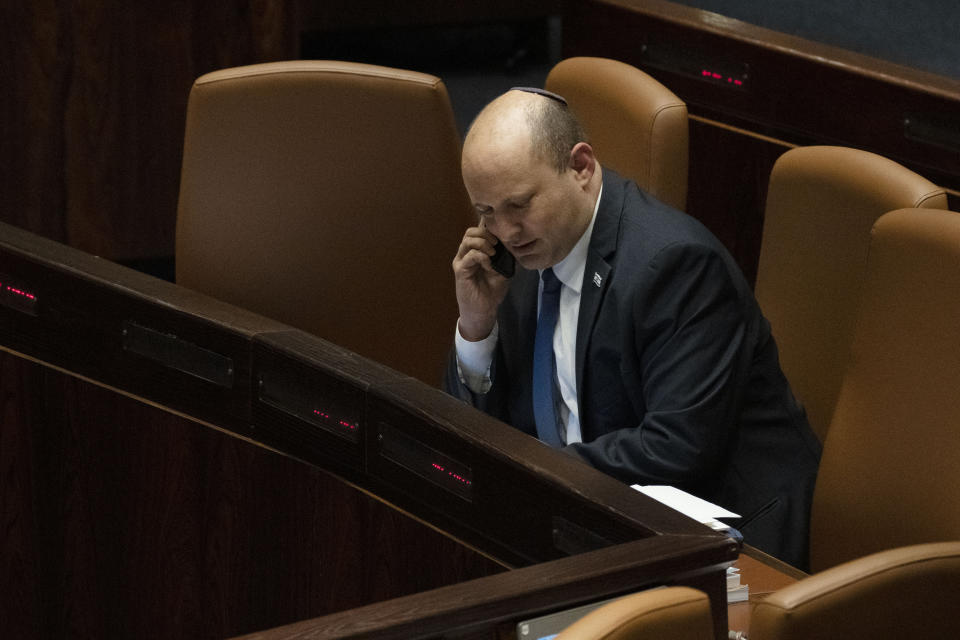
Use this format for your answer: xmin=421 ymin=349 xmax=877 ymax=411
xmin=728 ymin=546 xmax=805 ymax=635
xmin=686 ymin=117 xmax=787 ymax=285
xmin=0 ymin=349 xmax=504 ymax=639
xmin=236 ymin=535 xmax=729 ymax=639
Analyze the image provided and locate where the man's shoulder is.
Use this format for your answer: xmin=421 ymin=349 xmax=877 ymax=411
xmin=595 ymin=170 xmax=743 ymax=292
xmin=602 ymin=179 xmax=718 ymax=254
xmin=601 ymin=168 xmax=704 ymax=231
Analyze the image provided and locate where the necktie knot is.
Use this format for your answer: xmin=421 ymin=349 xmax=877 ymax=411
xmin=541 ymin=267 xmax=561 ymax=294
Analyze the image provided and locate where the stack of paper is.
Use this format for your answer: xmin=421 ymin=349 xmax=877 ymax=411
xmin=630 ymin=485 xmax=748 ymax=603
xmin=726 ymin=566 xmax=749 ymax=603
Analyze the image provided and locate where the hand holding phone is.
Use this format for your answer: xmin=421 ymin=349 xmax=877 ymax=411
xmin=453 ymin=221 xmax=513 ymax=341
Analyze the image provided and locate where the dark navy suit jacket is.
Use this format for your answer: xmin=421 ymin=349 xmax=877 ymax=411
xmin=445 ymin=169 xmax=821 ymax=569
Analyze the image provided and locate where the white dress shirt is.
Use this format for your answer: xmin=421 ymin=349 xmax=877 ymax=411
xmin=455 ymin=185 xmax=602 ymax=445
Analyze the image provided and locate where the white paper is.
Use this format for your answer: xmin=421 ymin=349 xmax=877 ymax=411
xmin=631 ymin=485 xmax=740 ymax=523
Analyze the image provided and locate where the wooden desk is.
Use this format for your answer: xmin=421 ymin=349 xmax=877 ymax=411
xmin=729 ymin=546 xmax=806 ymax=635
xmin=0 ymin=218 xmax=824 ymax=639
xmin=0 ymin=221 xmax=736 ymax=639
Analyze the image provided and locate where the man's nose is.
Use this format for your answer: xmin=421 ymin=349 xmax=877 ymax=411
xmin=491 ymin=217 xmax=522 ymax=242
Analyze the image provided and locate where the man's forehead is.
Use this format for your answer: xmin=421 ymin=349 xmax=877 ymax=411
xmin=463 ymin=142 xmax=534 ymax=187
xmin=466 ymin=170 xmax=540 ymax=210
xmin=478 ymin=184 xmax=535 ymax=203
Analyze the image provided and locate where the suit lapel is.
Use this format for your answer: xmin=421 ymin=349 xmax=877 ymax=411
xmin=515 ymin=267 xmax=540 ymax=348
xmin=575 ymin=172 xmax=622 ymax=401
xmin=510 ymin=266 xmax=541 ymax=435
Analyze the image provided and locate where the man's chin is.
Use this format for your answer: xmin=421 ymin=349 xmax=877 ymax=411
xmin=515 ymin=254 xmax=551 ymax=271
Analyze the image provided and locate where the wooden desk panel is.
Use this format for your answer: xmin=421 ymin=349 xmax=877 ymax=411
xmin=0 ymin=350 xmax=505 ymax=639
xmin=237 ymin=535 xmax=731 ymax=639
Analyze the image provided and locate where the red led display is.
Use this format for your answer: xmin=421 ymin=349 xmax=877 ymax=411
xmin=5 ymin=285 xmax=37 ymax=301
xmin=701 ymin=68 xmax=744 ymax=86
xmin=257 ymin=371 xmax=362 ymax=444
xmin=312 ymin=408 xmax=358 ymax=432
xmin=430 ymin=462 xmax=473 ymax=487
xmin=0 ymin=273 xmax=40 ymax=316
xmin=378 ymin=422 xmax=474 ymax=501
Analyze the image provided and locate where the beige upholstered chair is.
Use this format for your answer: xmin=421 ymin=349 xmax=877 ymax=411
xmin=810 ymin=208 xmax=960 ymax=572
xmin=555 ymin=587 xmax=713 ymax=640
xmin=176 ymin=61 xmax=473 ymax=385
xmin=545 ymin=56 xmax=688 ymax=211
xmin=754 ymin=147 xmax=947 ymax=442
xmin=751 ymin=541 xmax=960 ymax=640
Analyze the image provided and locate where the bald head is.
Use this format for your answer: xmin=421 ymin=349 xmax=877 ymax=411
xmin=463 ymin=89 xmax=588 ymax=174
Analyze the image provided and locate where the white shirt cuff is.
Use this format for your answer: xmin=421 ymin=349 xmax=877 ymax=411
xmin=454 ymin=320 xmax=498 ymax=394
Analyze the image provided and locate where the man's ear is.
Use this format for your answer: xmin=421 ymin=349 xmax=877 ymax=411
xmin=568 ymin=142 xmax=597 ymax=186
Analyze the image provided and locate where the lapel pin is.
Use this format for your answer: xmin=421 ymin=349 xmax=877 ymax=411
xmin=593 ymin=272 xmax=603 ymax=287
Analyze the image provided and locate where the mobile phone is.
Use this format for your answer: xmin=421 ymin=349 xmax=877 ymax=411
xmin=490 ymin=240 xmax=515 ymax=278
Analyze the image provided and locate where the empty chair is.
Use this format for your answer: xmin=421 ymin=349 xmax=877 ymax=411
xmin=750 ymin=541 xmax=960 ymax=640
xmin=545 ymin=56 xmax=688 ymax=211
xmin=810 ymin=208 xmax=960 ymax=571
xmin=555 ymin=586 xmax=713 ymax=640
xmin=176 ymin=61 xmax=473 ymax=385
xmin=754 ymin=146 xmax=947 ymax=442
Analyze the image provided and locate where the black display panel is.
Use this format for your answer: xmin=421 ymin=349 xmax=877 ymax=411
xmin=258 ymin=368 xmax=361 ymax=444
xmin=377 ymin=421 xmax=474 ymax=502
xmin=0 ymin=271 xmax=39 ymax=316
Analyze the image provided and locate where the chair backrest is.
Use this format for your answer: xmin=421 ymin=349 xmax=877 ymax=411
xmin=751 ymin=541 xmax=960 ymax=640
xmin=810 ymin=208 xmax=960 ymax=572
xmin=545 ymin=56 xmax=688 ymax=211
xmin=176 ymin=61 xmax=473 ymax=385
xmin=555 ymin=586 xmax=713 ymax=640
xmin=754 ymin=146 xmax=946 ymax=442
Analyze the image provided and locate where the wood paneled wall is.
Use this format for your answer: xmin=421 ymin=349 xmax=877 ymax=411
xmin=1 ymin=2 xmax=298 ymax=261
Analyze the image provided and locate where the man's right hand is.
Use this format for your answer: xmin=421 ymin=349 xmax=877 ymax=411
xmin=452 ymin=223 xmax=511 ymax=341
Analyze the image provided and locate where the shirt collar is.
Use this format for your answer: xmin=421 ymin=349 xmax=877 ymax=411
xmin=545 ymin=183 xmax=603 ymax=294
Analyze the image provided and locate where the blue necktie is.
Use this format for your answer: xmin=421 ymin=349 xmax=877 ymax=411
xmin=533 ymin=268 xmax=563 ymax=447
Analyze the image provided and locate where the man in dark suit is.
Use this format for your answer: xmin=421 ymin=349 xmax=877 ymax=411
xmin=444 ymin=88 xmax=821 ymax=568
